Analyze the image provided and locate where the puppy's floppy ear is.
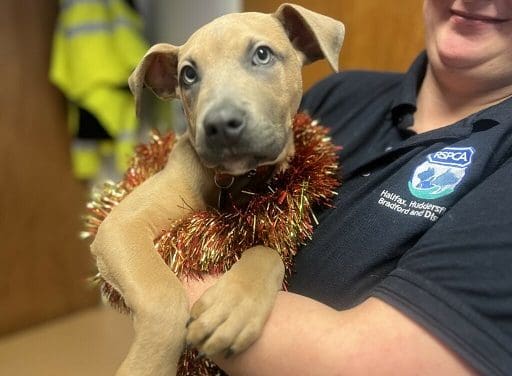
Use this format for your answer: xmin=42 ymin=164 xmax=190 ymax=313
xmin=128 ymin=43 xmax=180 ymax=116
xmin=274 ymin=3 xmax=345 ymax=72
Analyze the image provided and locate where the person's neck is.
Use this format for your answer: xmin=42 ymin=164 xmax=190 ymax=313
xmin=413 ymin=64 xmax=512 ymax=134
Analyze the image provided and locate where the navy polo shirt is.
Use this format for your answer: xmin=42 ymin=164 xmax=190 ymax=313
xmin=289 ymin=53 xmax=512 ymax=375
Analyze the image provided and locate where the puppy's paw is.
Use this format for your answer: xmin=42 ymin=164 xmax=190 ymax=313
xmin=185 ymin=277 xmax=271 ymax=358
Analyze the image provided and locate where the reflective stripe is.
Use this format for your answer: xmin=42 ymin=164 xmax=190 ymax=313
xmin=72 ymin=140 xmax=101 ymax=179
xmin=61 ymin=0 xmax=124 ymax=11
xmin=62 ymin=18 xmax=139 ymax=38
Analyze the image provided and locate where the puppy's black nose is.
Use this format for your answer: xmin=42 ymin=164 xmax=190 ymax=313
xmin=203 ymin=105 xmax=246 ymax=144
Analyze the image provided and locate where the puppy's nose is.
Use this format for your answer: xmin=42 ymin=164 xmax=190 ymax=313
xmin=203 ymin=106 xmax=246 ymax=144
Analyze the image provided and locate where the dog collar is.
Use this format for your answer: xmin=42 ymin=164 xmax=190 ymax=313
xmin=214 ymin=166 xmax=274 ymax=209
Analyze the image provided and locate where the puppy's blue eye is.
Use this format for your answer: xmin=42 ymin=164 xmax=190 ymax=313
xmin=181 ymin=66 xmax=198 ymax=85
xmin=252 ymin=46 xmax=273 ymax=65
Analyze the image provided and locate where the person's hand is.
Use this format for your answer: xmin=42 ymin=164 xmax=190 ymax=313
xmin=181 ymin=274 xmax=220 ymax=308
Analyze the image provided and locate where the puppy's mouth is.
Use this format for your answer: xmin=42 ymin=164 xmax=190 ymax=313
xmin=199 ymin=150 xmax=281 ymax=176
xmin=196 ymin=130 xmax=293 ymax=176
xmin=195 ymin=108 xmax=293 ymax=176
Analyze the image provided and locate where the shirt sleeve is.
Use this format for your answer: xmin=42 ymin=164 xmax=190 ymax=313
xmin=372 ymin=158 xmax=512 ymax=376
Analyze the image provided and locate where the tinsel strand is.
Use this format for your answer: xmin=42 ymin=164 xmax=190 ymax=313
xmin=82 ymin=113 xmax=340 ymax=375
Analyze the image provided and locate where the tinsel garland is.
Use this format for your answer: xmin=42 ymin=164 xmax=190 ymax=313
xmin=82 ymin=113 xmax=340 ymax=375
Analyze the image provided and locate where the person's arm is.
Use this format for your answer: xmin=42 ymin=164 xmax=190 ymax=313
xmin=184 ymin=160 xmax=512 ymax=375
xmin=184 ymin=278 xmax=475 ymax=375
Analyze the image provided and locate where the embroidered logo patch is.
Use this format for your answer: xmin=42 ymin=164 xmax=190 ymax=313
xmin=408 ymin=147 xmax=475 ymax=200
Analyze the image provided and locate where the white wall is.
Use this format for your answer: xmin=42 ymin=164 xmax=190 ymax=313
xmin=140 ymin=0 xmax=242 ymax=44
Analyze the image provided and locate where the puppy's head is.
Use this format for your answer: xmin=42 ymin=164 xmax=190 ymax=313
xmin=129 ymin=4 xmax=344 ymax=175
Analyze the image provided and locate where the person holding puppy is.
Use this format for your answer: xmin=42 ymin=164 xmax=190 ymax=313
xmin=186 ymin=0 xmax=512 ymax=374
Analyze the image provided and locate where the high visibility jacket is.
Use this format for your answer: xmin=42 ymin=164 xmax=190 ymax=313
xmin=50 ymin=0 xmax=148 ymax=179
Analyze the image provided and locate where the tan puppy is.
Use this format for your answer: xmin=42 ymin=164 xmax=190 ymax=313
xmin=91 ymin=3 xmax=344 ymax=375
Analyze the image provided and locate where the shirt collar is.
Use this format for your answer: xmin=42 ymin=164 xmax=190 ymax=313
xmin=471 ymin=95 xmax=512 ymax=128
xmin=390 ymin=51 xmax=427 ymax=130
xmin=390 ymin=51 xmax=512 ymax=133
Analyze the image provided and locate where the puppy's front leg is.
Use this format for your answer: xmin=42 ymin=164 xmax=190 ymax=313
xmin=186 ymin=245 xmax=285 ymax=357
xmin=93 ymin=212 xmax=189 ymax=376
xmin=91 ymin=136 xmax=215 ymax=375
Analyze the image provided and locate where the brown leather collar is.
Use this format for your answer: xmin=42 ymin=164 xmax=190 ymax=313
xmin=214 ymin=165 xmax=275 ymax=209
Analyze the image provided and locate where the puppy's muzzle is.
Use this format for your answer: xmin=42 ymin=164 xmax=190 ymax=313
xmin=203 ymin=103 xmax=247 ymax=146
xmin=197 ymin=101 xmax=286 ymax=175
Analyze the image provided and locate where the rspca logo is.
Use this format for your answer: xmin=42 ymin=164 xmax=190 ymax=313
xmin=408 ymin=147 xmax=475 ymax=200
xmin=427 ymin=147 xmax=474 ymax=168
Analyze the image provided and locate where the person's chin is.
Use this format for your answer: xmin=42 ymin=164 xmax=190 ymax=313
xmin=433 ymin=33 xmax=490 ymax=70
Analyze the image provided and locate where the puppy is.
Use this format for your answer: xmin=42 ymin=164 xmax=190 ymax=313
xmin=90 ymin=3 xmax=344 ymax=375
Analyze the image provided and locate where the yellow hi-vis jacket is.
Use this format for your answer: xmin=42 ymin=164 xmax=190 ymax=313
xmin=50 ymin=0 xmax=148 ymax=179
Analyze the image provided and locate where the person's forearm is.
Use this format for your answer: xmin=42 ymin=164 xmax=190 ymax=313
xmin=212 ymin=290 xmax=349 ymax=375
xmin=212 ymin=292 xmax=475 ymax=376
xmin=183 ymin=277 xmax=348 ymax=373
xmin=184 ymin=278 xmax=475 ymax=376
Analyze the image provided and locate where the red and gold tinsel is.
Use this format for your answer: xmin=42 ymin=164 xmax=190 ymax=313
xmin=82 ymin=113 xmax=340 ymax=375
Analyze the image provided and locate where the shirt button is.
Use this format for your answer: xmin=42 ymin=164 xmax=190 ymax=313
xmin=385 ymin=146 xmax=393 ymax=152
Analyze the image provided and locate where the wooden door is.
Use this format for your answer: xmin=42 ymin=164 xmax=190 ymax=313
xmin=244 ymin=0 xmax=425 ymax=90
xmin=0 ymin=0 xmax=98 ymax=335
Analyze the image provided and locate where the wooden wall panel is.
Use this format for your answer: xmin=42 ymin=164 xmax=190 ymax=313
xmin=0 ymin=0 xmax=98 ymax=335
xmin=244 ymin=0 xmax=425 ymax=90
